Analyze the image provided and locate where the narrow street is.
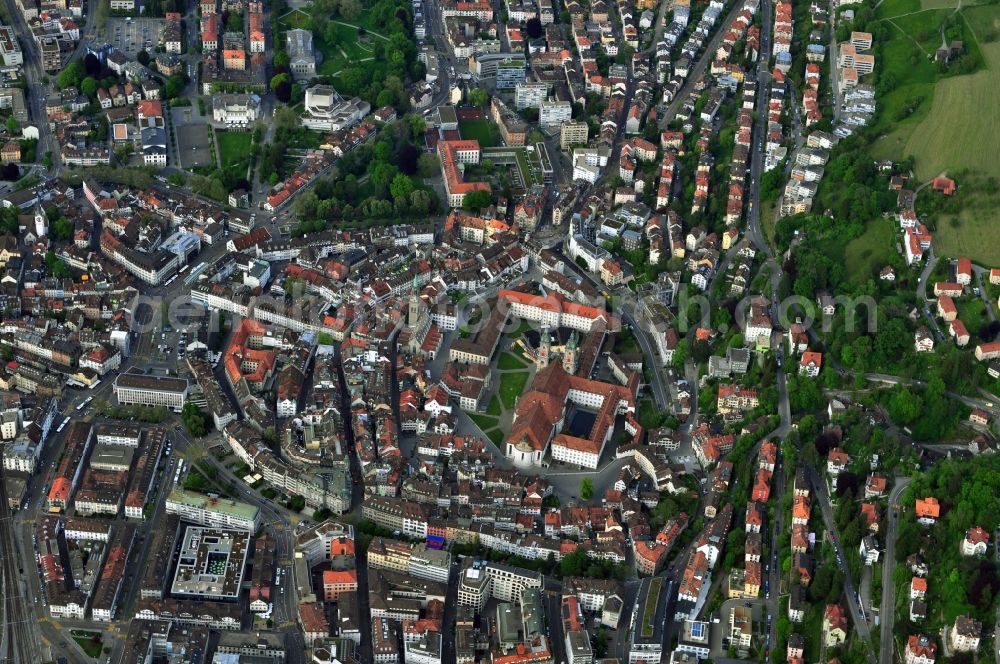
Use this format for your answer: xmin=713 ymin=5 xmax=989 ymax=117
xmin=880 ymin=476 xmax=912 ymax=664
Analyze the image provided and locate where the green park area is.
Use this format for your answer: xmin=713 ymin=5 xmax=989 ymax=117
xmin=843 ymin=218 xmax=895 ymax=285
xmin=71 ymin=630 xmax=104 ymax=658
xmin=956 ymin=298 xmax=988 ymax=336
xmin=458 ymin=119 xmax=502 ymax=148
xmin=278 ymin=5 xmax=393 ymax=77
xmin=498 ymin=351 xmax=529 ymax=370
xmin=498 ymin=370 xmax=530 ymax=409
xmin=217 ymin=131 xmax=253 ymax=169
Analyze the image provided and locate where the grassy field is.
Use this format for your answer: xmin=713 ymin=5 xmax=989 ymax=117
xmin=498 ymin=351 xmax=528 ymax=370
xmin=484 ymin=428 xmax=504 ymax=447
xmin=844 ymin=218 xmax=895 ymax=284
xmin=921 ymin=0 xmax=990 ymax=9
xmin=469 ymin=413 xmax=498 ymax=431
xmin=878 ymin=0 xmax=920 ymax=16
xmin=459 ymin=119 xmax=502 ymax=148
xmin=957 ymin=298 xmax=988 ymax=336
xmin=487 ymin=396 xmax=502 ymax=416
xmin=930 ymin=192 xmax=1000 ymax=264
xmin=872 ymin=4 xmax=997 ymax=180
xmin=498 ymin=370 xmax=530 ymax=409
xmin=71 ymin=631 xmax=103 ymax=658
xmin=761 ymin=199 xmax=778 ymax=246
xmin=317 ymin=23 xmax=377 ymax=76
xmin=216 ymin=131 xmax=253 ymax=169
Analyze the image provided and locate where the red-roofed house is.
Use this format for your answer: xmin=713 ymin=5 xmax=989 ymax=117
xmin=961 ymin=527 xmax=990 ymax=556
xmin=915 ymin=497 xmax=940 ymax=524
xmin=949 ymin=319 xmax=970 ymax=347
xmin=955 ymin=258 xmax=972 ymax=285
xmin=322 ymin=569 xmax=358 ymax=600
xmin=799 ymin=351 xmax=822 ymax=377
xmin=937 ymin=295 xmax=957 ymax=321
xmin=905 ymin=635 xmax=937 ymax=664
xmin=932 ymin=177 xmax=955 ymax=196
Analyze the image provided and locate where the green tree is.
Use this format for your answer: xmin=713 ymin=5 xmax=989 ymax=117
xmin=580 ymin=478 xmax=595 ymax=500
xmin=390 ymin=173 xmax=415 ymax=201
xmin=57 ymin=61 xmax=84 ymax=90
xmin=463 ymin=189 xmax=492 ymax=210
xmin=887 ymin=388 xmax=923 ymax=426
xmin=561 ymin=549 xmax=586 ymax=576
xmin=270 ymin=72 xmax=291 ymax=92
xmin=468 ymin=87 xmax=488 ymax=107
xmin=181 ymin=401 xmax=210 ymax=438
xmin=408 ymin=115 xmax=426 ymax=140
xmin=80 ymin=76 xmax=98 ymax=98
xmin=164 ymin=74 xmax=186 ymax=99
xmin=417 ymin=152 xmax=439 ymax=177
xmin=44 ymin=251 xmax=72 ymax=279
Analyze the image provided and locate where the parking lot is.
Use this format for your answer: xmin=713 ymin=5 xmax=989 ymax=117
xmin=98 ymin=17 xmax=166 ymax=56
xmin=172 ymin=107 xmax=214 ymax=169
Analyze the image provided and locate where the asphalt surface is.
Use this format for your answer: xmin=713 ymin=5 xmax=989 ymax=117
xmin=879 ymin=476 xmax=912 ymax=664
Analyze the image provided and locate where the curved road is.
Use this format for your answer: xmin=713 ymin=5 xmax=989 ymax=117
xmin=879 ymin=476 xmax=913 ymax=664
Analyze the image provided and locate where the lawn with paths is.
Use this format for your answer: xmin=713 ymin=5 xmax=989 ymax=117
xmin=498 ymin=370 xmax=530 ymax=409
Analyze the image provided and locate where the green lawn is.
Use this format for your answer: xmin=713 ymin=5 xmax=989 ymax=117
xmin=71 ymin=631 xmax=103 ymax=658
xmin=316 ymin=23 xmax=376 ymax=76
xmin=216 ymin=131 xmax=253 ymax=169
xmin=844 ymin=219 xmax=895 ymax=284
xmin=278 ymin=8 xmax=311 ymax=28
xmin=498 ymin=370 xmax=530 ymax=409
xmin=642 ymin=578 xmax=663 ymax=637
xmin=878 ymin=0 xmax=920 ymax=13
xmin=761 ymin=198 xmax=777 ymax=246
xmin=487 ymin=396 xmax=502 ymax=416
xmin=930 ymin=189 xmax=1000 ymax=265
xmin=484 ymin=428 xmax=505 ymax=447
xmin=957 ymin=298 xmax=988 ymax=336
xmin=636 ymin=397 xmax=660 ymax=429
xmin=458 ymin=119 xmax=502 ymax=148
xmin=469 ymin=413 xmax=498 ymax=431
xmin=498 ymin=351 xmax=528 ymax=370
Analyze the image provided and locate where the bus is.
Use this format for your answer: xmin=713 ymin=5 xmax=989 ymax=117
xmin=87 ymin=380 xmax=101 ymax=390
xmin=178 ymin=264 xmax=190 ymax=274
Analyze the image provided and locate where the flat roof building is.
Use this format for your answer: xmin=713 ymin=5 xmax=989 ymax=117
xmin=170 ymin=526 xmax=250 ymax=601
xmin=629 ymin=576 xmax=671 ymax=663
xmin=165 ymin=488 xmax=261 ymax=534
xmin=113 ymin=372 xmax=188 ymax=411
